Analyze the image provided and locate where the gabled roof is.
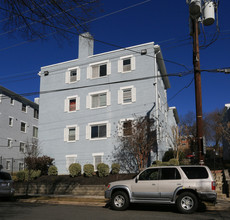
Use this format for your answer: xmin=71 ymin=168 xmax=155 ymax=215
xmin=0 ymin=86 xmax=39 ymax=110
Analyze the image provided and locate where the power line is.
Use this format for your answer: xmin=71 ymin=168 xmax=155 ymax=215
xmin=0 ymin=72 xmax=193 ymax=100
xmin=0 ymin=1 xmax=191 ymax=71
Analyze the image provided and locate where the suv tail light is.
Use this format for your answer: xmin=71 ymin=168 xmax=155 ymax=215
xmin=211 ymin=181 xmax=216 ymax=190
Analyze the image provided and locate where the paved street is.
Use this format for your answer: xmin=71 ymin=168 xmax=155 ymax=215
xmin=0 ymin=201 xmax=229 ymax=220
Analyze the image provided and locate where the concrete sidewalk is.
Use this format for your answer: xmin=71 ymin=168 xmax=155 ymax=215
xmin=16 ymin=194 xmax=230 ymax=211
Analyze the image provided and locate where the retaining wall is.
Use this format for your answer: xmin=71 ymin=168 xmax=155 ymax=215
xmin=13 ymin=182 xmax=106 ymax=196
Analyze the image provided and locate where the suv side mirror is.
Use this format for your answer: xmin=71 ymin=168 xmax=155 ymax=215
xmin=135 ymin=177 xmax=138 ymax=183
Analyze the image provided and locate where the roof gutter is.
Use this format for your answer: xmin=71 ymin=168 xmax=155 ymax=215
xmin=154 ymin=45 xmax=171 ymax=89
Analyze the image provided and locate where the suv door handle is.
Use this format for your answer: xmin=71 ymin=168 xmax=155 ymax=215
xmin=152 ymin=184 xmax=156 ymax=186
xmin=177 ymin=184 xmax=181 ymax=185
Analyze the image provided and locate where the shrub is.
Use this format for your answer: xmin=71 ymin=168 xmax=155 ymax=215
xmin=48 ymin=165 xmax=58 ymax=176
xmin=111 ymin=163 xmax=120 ymax=174
xmin=83 ymin=164 xmax=94 ymax=177
xmin=25 ymin=155 xmax=54 ymax=175
xmin=168 ymin=158 xmax=179 ymax=166
xmin=156 ymin=160 xmax=162 ymax=166
xmin=16 ymin=171 xmax=26 ymax=181
xmin=24 ymin=170 xmax=41 ymax=181
xmin=69 ymin=163 xmax=81 ymax=177
xmin=161 ymin=162 xmax=170 ymax=166
xmin=97 ymin=163 xmax=109 ymax=177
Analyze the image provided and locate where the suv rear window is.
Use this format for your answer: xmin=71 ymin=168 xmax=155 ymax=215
xmin=0 ymin=172 xmax=12 ymax=180
xmin=181 ymin=167 xmax=208 ymax=179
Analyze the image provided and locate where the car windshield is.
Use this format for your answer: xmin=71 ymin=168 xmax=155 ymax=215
xmin=0 ymin=172 xmax=12 ymax=180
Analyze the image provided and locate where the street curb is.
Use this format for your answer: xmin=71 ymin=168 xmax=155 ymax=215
xmin=17 ymin=196 xmax=230 ymax=211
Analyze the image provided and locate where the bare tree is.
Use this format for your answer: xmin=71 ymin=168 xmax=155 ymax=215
xmin=170 ymin=125 xmax=180 ymax=160
xmin=24 ymin=138 xmax=40 ymax=158
xmin=112 ymin=116 xmax=157 ymax=173
xmin=179 ymin=109 xmax=230 ymax=159
xmin=0 ymin=0 xmax=100 ymax=40
xmin=205 ymin=108 xmax=230 ymax=149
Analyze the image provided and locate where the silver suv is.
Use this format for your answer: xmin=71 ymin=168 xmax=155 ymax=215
xmin=0 ymin=171 xmax=15 ymax=198
xmin=105 ymin=166 xmax=216 ymax=214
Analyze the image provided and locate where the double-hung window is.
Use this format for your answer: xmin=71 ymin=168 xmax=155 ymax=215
xmin=6 ymin=161 xmax=11 ymax=171
xmin=19 ymin=162 xmax=24 ymax=171
xmin=64 ymin=125 xmax=79 ymax=142
xmin=34 ymin=109 xmax=39 ymax=119
xmin=65 ymin=155 xmax=77 ymax=170
xmin=33 ymin=126 xmax=38 ymax=138
xmin=118 ymin=55 xmax=135 ymax=73
xmin=86 ymin=90 xmax=111 ymax=109
xmin=20 ymin=121 xmax=26 ymax=133
xmin=10 ymin=98 xmax=14 ymax=105
xmin=19 ymin=142 xmax=26 ymax=153
xmin=87 ymin=60 xmax=111 ymax=79
xmin=64 ymin=95 xmax=80 ymax=112
xmin=22 ymin=103 xmax=27 ymax=112
xmin=7 ymin=139 xmax=12 ymax=148
xmin=9 ymin=117 xmax=13 ymax=127
xmin=123 ymin=120 xmax=133 ymax=136
xmin=118 ymin=86 xmax=136 ymax=105
xmin=86 ymin=121 xmax=111 ymax=140
xmin=92 ymin=153 xmax=104 ymax=170
xmin=65 ymin=67 xmax=80 ymax=83
xmin=118 ymin=118 xmax=134 ymax=136
xmin=92 ymin=93 xmax=106 ymax=108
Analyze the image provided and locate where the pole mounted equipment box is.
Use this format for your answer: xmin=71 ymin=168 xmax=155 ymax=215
xmin=203 ymin=1 xmax=215 ymax=26
xmin=187 ymin=0 xmax=201 ymax=18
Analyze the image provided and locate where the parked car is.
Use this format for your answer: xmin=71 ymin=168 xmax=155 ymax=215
xmin=105 ymin=165 xmax=216 ymax=214
xmin=0 ymin=171 xmax=15 ymax=198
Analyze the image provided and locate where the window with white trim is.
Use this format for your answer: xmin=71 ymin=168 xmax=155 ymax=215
xmin=7 ymin=138 xmax=12 ymax=148
xmin=20 ymin=121 xmax=26 ymax=133
xmin=118 ymin=86 xmax=136 ymax=104
xmin=65 ymin=67 xmax=80 ymax=83
xmin=92 ymin=153 xmax=104 ymax=170
xmin=34 ymin=109 xmax=39 ymax=119
xmin=19 ymin=162 xmax=24 ymax=171
xmin=66 ymin=155 xmax=77 ymax=170
xmin=19 ymin=142 xmax=26 ymax=153
xmin=118 ymin=55 xmax=135 ymax=73
xmin=9 ymin=117 xmax=13 ymax=127
xmin=64 ymin=125 xmax=79 ymax=142
xmin=10 ymin=98 xmax=14 ymax=105
xmin=64 ymin=95 xmax=80 ymax=112
xmin=86 ymin=121 xmax=111 ymax=140
xmin=33 ymin=126 xmax=38 ymax=138
xmin=123 ymin=120 xmax=133 ymax=136
xmin=86 ymin=90 xmax=111 ymax=109
xmin=87 ymin=60 xmax=111 ymax=79
xmin=118 ymin=118 xmax=134 ymax=136
xmin=6 ymin=161 xmax=11 ymax=171
xmin=22 ymin=103 xmax=27 ymax=112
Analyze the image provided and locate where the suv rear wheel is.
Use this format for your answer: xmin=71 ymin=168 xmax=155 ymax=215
xmin=111 ymin=191 xmax=129 ymax=211
xmin=176 ymin=192 xmax=198 ymax=214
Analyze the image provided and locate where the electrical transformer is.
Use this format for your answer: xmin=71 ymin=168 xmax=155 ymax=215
xmin=203 ymin=1 xmax=215 ymax=26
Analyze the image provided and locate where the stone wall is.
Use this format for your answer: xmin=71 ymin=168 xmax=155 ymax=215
xmin=14 ymin=182 xmax=106 ymax=196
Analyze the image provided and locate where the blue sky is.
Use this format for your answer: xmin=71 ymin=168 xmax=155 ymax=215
xmin=0 ymin=0 xmax=229 ymax=117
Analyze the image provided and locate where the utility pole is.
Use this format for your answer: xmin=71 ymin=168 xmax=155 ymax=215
xmin=192 ymin=18 xmax=204 ymax=164
xmin=187 ymin=0 xmax=216 ymax=164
